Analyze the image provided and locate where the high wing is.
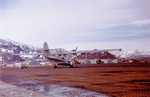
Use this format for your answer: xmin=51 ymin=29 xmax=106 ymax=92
xmin=59 ymin=48 xmax=122 ymax=55
xmin=43 ymin=42 xmax=122 ymax=58
xmin=43 ymin=42 xmax=122 ymax=55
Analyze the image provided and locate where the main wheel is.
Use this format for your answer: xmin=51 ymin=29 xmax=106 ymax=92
xmin=54 ymin=65 xmax=57 ymax=68
xmin=69 ymin=65 xmax=74 ymax=68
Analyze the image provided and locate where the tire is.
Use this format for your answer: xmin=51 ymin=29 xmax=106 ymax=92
xmin=70 ymin=65 xmax=74 ymax=68
xmin=21 ymin=67 xmax=23 ymax=69
xmin=54 ymin=65 xmax=57 ymax=68
xmin=25 ymin=66 xmax=27 ymax=69
xmin=21 ymin=66 xmax=25 ymax=69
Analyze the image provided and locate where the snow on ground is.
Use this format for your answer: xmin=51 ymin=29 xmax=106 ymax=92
xmin=0 ymin=81 xmax=49 ymax=97
xmin=30 ymin=84 xmax=109 ymax=97
xmin=0 ymin=81 xmax=109 ymax=97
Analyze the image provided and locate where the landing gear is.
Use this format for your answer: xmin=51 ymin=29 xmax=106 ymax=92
xmin=54 ymin=65 xmax=57 ymax=68
xmin=20 ymin=65 xmax=27 ymax=69
xmin=51 ymin=61 xmax=74 ymax=68
xmin=69 ymin=61 xmax=74 ymax=68
xmin=70 ymin=65 xmax=74 ymax=68
xmin=53 ymin=63 xmax=58 ymax=68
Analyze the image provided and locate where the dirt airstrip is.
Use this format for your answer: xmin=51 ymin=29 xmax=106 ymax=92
xmin=0 ymin=64 xmax=150 ymax=97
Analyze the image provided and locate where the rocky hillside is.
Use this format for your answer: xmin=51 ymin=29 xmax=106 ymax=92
xmin=0 ymin=39 xmax=42 ymax=64
xmin=115 ymin=50 xmax=150 ymax=63
xmin=119 ymin=50 xmax=150 ymax=59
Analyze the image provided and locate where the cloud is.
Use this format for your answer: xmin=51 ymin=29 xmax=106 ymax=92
xmin=131 ymin=19 xmax=150 ymax=26
xmin=0 ymin=0 xmax=150 ymax=50
xmin=89 ymin=19 xmax=150 ymax=42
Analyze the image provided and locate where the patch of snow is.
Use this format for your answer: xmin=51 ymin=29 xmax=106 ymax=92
xmin=0 ymin=81 xmax=49 ymax=97
xmin=0 ymin=81 xmax=109 ymax=97
xmin=1 ymin=48 xmax=7 ymax=52
xmin=33 ymin=84 xmax=109 ymax=97
xmin=114 ymin=49 xmax=150 ymax=59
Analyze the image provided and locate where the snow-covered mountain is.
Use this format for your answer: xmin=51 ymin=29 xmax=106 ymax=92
xmin=117 ymin=50 xmax=150 ymax=59
xmin=115 ymin=50 xmax=150 ymax=63
xmin=0 ymin=39 xmax=42 ymax=64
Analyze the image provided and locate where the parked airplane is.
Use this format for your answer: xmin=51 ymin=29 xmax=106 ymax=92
xmin=43 ymin=42 xmax=122 ymax=68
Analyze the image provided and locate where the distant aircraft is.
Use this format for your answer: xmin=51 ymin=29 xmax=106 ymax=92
xmin=42 ymin=42 xmax=122 ymax=68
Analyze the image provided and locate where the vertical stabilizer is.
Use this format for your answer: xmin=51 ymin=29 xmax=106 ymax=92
xmin=43 ymin=42 xmax=49 ymax=57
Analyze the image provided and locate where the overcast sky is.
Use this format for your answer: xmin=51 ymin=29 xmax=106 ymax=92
xmin=0 ymin=0 xmax=150 ymax=50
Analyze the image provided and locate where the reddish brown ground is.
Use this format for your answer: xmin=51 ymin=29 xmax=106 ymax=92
xmin=0 ymin=64 xmax=150 ymax=97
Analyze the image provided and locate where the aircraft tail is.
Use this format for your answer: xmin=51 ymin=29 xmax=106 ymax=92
xmin=43 ymin=42 xmax=49 ymax=57
xmin=72 ymin=47 xmax=78 ymax=51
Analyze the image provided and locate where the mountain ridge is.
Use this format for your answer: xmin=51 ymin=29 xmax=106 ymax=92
xmin=0 ymin=39 xmax=41 ymax=64
xmin=0 ymin=39 xmax=150 ymax=64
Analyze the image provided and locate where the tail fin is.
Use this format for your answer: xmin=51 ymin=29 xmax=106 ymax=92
xmin=43 ymin=42 xmax=49 ymax=57
xmin=72 ymin=47 xmax=78 ymax=51
xmin=75 ymin=47 xmax=78 ymax=51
